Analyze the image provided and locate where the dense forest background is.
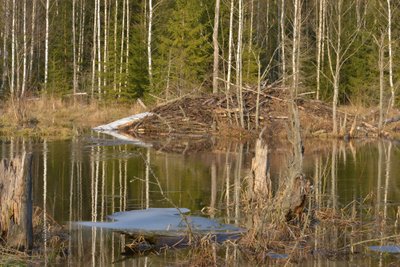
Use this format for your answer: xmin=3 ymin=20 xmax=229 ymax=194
xmin=0 ymin=0 xmax=399 ymax=107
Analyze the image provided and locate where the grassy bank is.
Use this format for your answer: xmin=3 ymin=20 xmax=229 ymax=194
xmin=0 ymin=97 xmax=144 ymax=139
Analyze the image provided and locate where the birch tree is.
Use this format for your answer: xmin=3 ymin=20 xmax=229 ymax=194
xmin=10 ymin=0 xmax=15 ymax=96
xmin=280 ymin=0 xmax=286 ymax=84
xmin=21 ymin=0 xmax=27 ymax=97
xmin=28 ymin=0 xmax=36 ymax=84
xmin=45 ymin=0 xmax=50 ymax=90
xmin=316 ymin=0 xmax=326 ymax=100
xmin=326 ymin=0 xmax=360 ymax=135
xmin=373 ymin=33 xmax=385 ymax=132
xmin=290 ymin=0 xmax=302 ymax=171
xmin=212 ymin=0 xmax=221 ymax=94
xmin=72 ymin=0 xmax=78 ymax=95
xmin=1 ymin=0 xmax=9 ymax=92
xmin=236 ymin=0 xmax=244 ymax=128
xmin=387 ymin=0 xmax=394 ymax=108
xmin=91 ymin=0 xmax=98 ymax=97
xmin=148 ymin=0 xmax=153 ymax=88
xmin=226 ymin=0 xmax=234 ymax=113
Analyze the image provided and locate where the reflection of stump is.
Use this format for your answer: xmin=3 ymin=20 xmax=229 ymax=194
xmin=0 ymin=153 xmax=33 ymax=250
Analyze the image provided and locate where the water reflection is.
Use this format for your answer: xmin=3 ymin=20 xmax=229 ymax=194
xmin=1 ymin=135 xmax=400 ymax=265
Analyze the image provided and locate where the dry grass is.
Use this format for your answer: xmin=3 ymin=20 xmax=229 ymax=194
xmin=0 ymin=96 xmax=145 ymax=139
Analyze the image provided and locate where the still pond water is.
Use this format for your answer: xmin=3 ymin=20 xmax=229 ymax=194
xmin=2 ymin=133 xmax=400 ymax=266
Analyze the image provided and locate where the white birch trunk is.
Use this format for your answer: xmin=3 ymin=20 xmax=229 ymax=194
xmin=316 ymin=0 xmax=325 ymax=100
xmin=21 ymin=0 xmax=27 ymax=97
xmin=212 ymin=0 xmax=221 ymax=94
xmin=72 ymin=0 xmax=78 ymax=95
xmin=387 ymin=0 xmax=394 ymax=108
xmin=91 ymin=0 xmax=98 ymax=97
xmin=118 ymin=0 xmax=126 ymax=96
xmin=113 ymin=0 xmax=118 ymax=92
xmin=226 ymin=0 xmax=234 ymax=115
xmin=280 ymin=0 xmax=286 ymax=84
xmin=103 ymin=0 xmax=108 ymax=91
xmin=147 ymin=0 xmax=153 ymax=88
xmin=11 ymin=0 xmax=15 ymax=96
xmin=45 ymin=0 xmax=50 ymax=90
xmin=376 ymin=34 xmax=385 ymax=132
xmin=1 ymin=0 xmax=9 ymax=92
xmin=332 ymin=0 xmax=342 ymax=135
xmin=246 ymin=0 xmax=254 ymax=81
xmin=236 ymin=0 xmax=244 ymax=128
xmin=125 ymin=0 xmax=130 ymax=89
xmin=97 ymin=0 xmax=102 ymax=99
xmin=28 ymin=0 xmax=36 ymax=84
xmin=78 ymin=0 xmax=86 ymax=74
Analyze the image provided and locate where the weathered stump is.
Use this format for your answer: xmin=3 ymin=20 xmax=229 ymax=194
xmin=0 ymin=153 xmax=33 ymax=251
xmin=251 ymin=139 xmax=271 ymax=199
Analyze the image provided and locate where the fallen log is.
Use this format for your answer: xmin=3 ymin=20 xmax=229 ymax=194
xmin=0 ymin=153 xmax=33 ymax=251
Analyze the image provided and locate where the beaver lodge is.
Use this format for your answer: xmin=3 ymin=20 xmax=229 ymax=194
xmin=118 ymin=87 xmax=400 ymax=142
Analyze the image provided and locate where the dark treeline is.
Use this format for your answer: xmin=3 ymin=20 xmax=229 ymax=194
xmin=0 ymin=0 xmax=398 ymax=106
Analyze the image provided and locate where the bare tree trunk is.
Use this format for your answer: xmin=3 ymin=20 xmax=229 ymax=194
xmin=91 ymin=0 xmax=98 ymax=97
xmin=97 ymin=0 xmax=102 ymax=99
xmin=78 ymin=0 xmax=86 ymax=75
xmin=226 ymin=0 xmax=234 ymax=119
xmin=124 ymin=0 xmax=130 ymax=89
xmin=103 ymin=0 xmax=108 ymax=92
xmin=21 ymin=0 xmax=27 ymax=97
xmin=147 ymin=0 xmax=153 ymax=88
xmin=246 ymin=0 xmax=254 ymax=81
xmin=332 ymin=1 xmax=342 ymax=136
xmin=45 ymin=0 xmax=50 ymax=91
xmin=387 ymin=0 xmax=394 ymax=108
xmin=326 ymin=0 xmax=360 ymax=136
xmin=212 ymin=0 xmax=221 ymax=94
xmin=1 ymin=0 xmax=9 ymax=93
xmin=255 ymin=54 xmax=261 ymax=129
xmin=72 ymin=0 xmax=78 ymax=95
xmin=376 ymin=34 xmax=385 ymax=132
xmin=118 ymin=0 xmax=126 ymax=96
xmin=236 ymin=0 xmax=244 ymax=128
xmin=290 ymin=0 xmax=302 ymax=171
xmin=316 ymin=0 xmax=325 ymax=100
xmin=113 ymin=0 xmax=118 ymax=92
xmin=280 ymin=0 xmax=286 ymax=84
xmin=10 ymin=0 xmax=16 ymax=96
xmin=28 ymin=0 xmax=36 ymax=85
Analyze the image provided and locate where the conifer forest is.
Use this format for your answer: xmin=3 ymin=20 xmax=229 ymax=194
xmin=0 ymin=0 xmax=398 ymax=107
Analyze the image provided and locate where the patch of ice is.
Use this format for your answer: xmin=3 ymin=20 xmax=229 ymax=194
xmin=76 ymin=208 xmax=243 ymax=234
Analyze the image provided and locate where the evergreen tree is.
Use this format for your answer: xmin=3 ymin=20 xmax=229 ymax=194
xmin=154 ymin=0 xmax=212 ymax=97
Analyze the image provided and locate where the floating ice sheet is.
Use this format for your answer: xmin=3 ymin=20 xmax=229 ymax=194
xmin=369 ymin=245 xmax=400 ymax=253
xmin=77 ymin=208 xmax=243 ymax=234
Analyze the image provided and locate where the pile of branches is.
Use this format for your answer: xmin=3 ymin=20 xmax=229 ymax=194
xmin=122 ymin=87 xmax=337 ymax=139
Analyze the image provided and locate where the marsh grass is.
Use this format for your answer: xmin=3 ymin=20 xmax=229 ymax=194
xmin=0 ymin=96 xmax=144 ymax=138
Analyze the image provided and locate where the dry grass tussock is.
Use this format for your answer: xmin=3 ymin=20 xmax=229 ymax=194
xmin=0 ymin=96 xmax=143 ymax=138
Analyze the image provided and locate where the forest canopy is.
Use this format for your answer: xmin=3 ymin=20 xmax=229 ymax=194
xmin=0 ymin=0 xmax=398 ymax=107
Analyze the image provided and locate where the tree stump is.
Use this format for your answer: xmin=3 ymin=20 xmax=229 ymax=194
xmin=251 ymin=139 xmax=271 ymax=199
xmin=0 ymin=153 xmax=33 ymax=251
